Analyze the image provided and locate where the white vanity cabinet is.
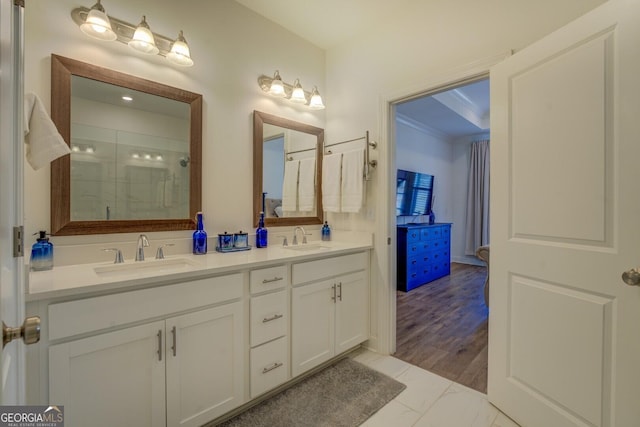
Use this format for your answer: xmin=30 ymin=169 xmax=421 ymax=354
xmin=47 ymin=274 xmax=244 ymax=427
xmin=291 ymin=252 xmax=369 ymax=376
xmin=28 ymin=244 xmax=372 ymax=426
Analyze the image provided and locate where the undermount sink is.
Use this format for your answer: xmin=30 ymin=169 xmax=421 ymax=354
xmin=283 ymin=243 xmax=331 ymax=252
xmin=94 ymin=257 xmax=199 ymax=277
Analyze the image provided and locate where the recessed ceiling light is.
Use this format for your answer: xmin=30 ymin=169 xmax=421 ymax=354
xmin=122 ymin=95 xmax=133 ymax=102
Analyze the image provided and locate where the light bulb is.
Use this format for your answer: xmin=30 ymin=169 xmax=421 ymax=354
xmin=290 ymin=79 xmax=307 ymax=104
xmin=166 ymin=30 xmax=194 ymax=67
xmin=308 ymin=86 xmax=325 ymax=110
xmin=269 ymin=70 xmax=286 ymax=97
xmin=128 ymin=16 xmax=159 ymax=55
xmin=80 ymin=0 xmax=117 ymax=41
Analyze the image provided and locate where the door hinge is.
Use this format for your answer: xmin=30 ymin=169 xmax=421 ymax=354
xmin=13 ymin=226 xmax=24 ymax=257
xmin=387 ymin=237 xmax=391 ymax=245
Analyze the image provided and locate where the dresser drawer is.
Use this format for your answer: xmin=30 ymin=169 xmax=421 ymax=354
xmin=250 ymin=265 xmax=288 ymax=294
xmin=404 ymin=228 xmax=421 ymax=243
xmin=251 ymin=290 xmax=287 ymax=346
xmin=250 ymin=336 xmax=289 ymax=398
xmin=421 ymin=227 xmax=441 ymax=240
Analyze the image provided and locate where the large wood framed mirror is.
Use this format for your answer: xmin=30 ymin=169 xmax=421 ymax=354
xmin=253 ymin=111 xmax=324 ymax=227
xmin=50 ymin=54 xmax=202 ymax=235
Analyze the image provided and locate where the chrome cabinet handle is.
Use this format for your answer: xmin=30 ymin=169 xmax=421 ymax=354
xmin=157 ymin=330 xmax=162 ymax=362
xmin=337 ymin=282 xmax=343 ymax=301
xmin=331 ymin=283 xmax=337 ymax=302
xmin=262 ymin=362 xmax=283 ymax=374
xmin=171 ymin=326 xmax=177 ymax=357
xmin=622 ymin=268 xmax=640 ymax=286
xmin=262 ymin=314 xmax=284 ymax=323
xmin=262 ymin=276 xmax=284 ymax=284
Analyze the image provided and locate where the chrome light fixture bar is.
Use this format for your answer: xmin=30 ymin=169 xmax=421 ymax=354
xmin=71 ymin=3 xmax=194 ymax=67
xmin=258 ymin=70 xmax=325 ymax=109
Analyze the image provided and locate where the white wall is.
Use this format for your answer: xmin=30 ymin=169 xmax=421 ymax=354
xmin=24 ymin=0 xmax=325 ymax=261
xmin=324 ymin=0 xmax=606 ymax=353
xmin=395 ymin=119 xmax=453 ymax=225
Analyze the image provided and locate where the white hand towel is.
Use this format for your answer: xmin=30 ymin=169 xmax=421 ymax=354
xmin=298 ymin=157 xmax=316 ymax=211
xmin=322 ymin=152 xmax=342 ymax=212
xmin=24 ymin=92 xmax=71 ymax=170
xmin=282 ymin=159 xmax=299 ymax=212
xmin=341 ymin=148 xmax=365 ymax=213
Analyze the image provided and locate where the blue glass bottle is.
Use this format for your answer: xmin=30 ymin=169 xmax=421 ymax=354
xmin=256 ymin=212 xmax=268 ymax=248
xmin=321 ymin=221 xmax=331 ymax=241
xmin=30 ymin=231 xmax=53 ymax=271
xmin=193 ymin=212 xmax=208 ymax=254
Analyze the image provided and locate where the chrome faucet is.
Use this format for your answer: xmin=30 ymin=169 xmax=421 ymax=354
xmin=135 ymin=234 xmax=150 ymax=261
xmin=292 ymin=227 xmax=308 ymax=245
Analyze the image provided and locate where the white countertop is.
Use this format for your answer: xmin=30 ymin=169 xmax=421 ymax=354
xmin=26 ymin=239 xmax=372 ymax=302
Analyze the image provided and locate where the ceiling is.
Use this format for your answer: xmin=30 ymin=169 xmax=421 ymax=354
xmin=396 ymin=79 xmax=490 ymax=139
xmin=236 ymin=0 xmax=489 ymax=137
xmin=234 ymin=0 xmax=415 ymax=50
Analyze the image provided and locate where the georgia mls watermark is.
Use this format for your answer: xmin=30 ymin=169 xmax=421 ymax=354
xmin=0 ymin=406 xmax=64 ymax=427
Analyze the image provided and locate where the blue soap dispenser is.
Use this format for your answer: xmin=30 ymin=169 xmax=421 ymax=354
xmin=256 ymin=192 xmax=268 ymax=248
xmin=193 ymin=211 xmax=208 ymax=254
xmin=256 ymin=212 xmax=268 ymax=248
xmin=321 ymin=221 xmax=331 ymax=241
xmin=30 ymin=231 xmax=53 ymax=271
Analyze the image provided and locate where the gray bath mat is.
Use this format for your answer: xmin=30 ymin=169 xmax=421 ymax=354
xmin=216 ymin=358 xmax=406 ymax=427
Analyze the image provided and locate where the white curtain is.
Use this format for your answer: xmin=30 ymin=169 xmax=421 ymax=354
xmin=465 ymin=139 xmax=490 ymax=255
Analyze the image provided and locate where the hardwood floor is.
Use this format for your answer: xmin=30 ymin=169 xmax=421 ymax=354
xmin=394 ymin=262 xmax=489 ymax=393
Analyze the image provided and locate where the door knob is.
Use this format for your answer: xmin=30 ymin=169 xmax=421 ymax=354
xmin=622 ymin=268 xmax=640 ymax=286
xmin=3 ymin=316 xmax=41 ymax=348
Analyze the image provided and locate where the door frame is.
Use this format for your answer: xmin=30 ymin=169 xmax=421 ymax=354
xmin=377 ymin=52 xmax=509 ymax=356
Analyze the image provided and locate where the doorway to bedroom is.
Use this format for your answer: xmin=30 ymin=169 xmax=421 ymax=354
xmin=392 ymin=77 xmax=491 ymax=393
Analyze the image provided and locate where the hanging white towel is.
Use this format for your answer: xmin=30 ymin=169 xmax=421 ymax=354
xmin=341 ymin=148 xmax=365 ymax=213
xmin=24 ymin=93 xmax=71 ymax=170
xmin=322 ymin=152 xmax=342 ymax=213
xmin=297 ymin=157 xmax=316 ymax=211
xmin=282 ymin=159 xmax=299 ymax=212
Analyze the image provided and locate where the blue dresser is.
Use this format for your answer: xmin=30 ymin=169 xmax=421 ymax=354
xmin=397 ymin=223 xmax=451 ymax=292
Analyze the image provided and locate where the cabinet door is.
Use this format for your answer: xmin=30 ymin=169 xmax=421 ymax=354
xmin=49 ymin=321 xmax=166 ymax=427
xmin=166 ymin=302 xmax=244 ymax=427
xmin=291 ymin=279 xmax=335 ymax=376
xmin=335 ymin=271 xmax=369 ymax=354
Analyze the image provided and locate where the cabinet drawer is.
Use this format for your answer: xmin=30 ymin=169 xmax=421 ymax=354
xmin=49 ymin=273 xmax=242 ymax=341
xmin=251 ymin=290 xmax=287 ymax=347
xmin=250 ymin=336 xmax=289 ymax=398
xmin=250 ymin=265 xmax=288 ymax=294
xmin=292 ymin=252 xmax=367 ymax=285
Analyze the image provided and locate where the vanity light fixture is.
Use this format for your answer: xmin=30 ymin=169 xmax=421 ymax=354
xmin=121 ymin=95 xmax=133 ymax=102
xmin=258 ymin=70 xmax=325 ymax=109
xmin=72 ymin=2 xmax=194 ymax=67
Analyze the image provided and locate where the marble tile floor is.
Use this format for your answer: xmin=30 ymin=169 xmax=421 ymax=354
xmin=349 ymin=348 xmax=521 ymax=427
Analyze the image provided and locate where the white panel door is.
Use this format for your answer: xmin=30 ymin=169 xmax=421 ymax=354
xmin=335 ymin=271 xmax=369 ymax=354
xmin=489 ymin=1 xmax=640 ymax=426
xmin=291 ymin=279 xmax=335 ymax=376
xmin=49 ymin=321 xmax=166 ymax=427
xmin=165 ymin=302 xmax=244 ymax=427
